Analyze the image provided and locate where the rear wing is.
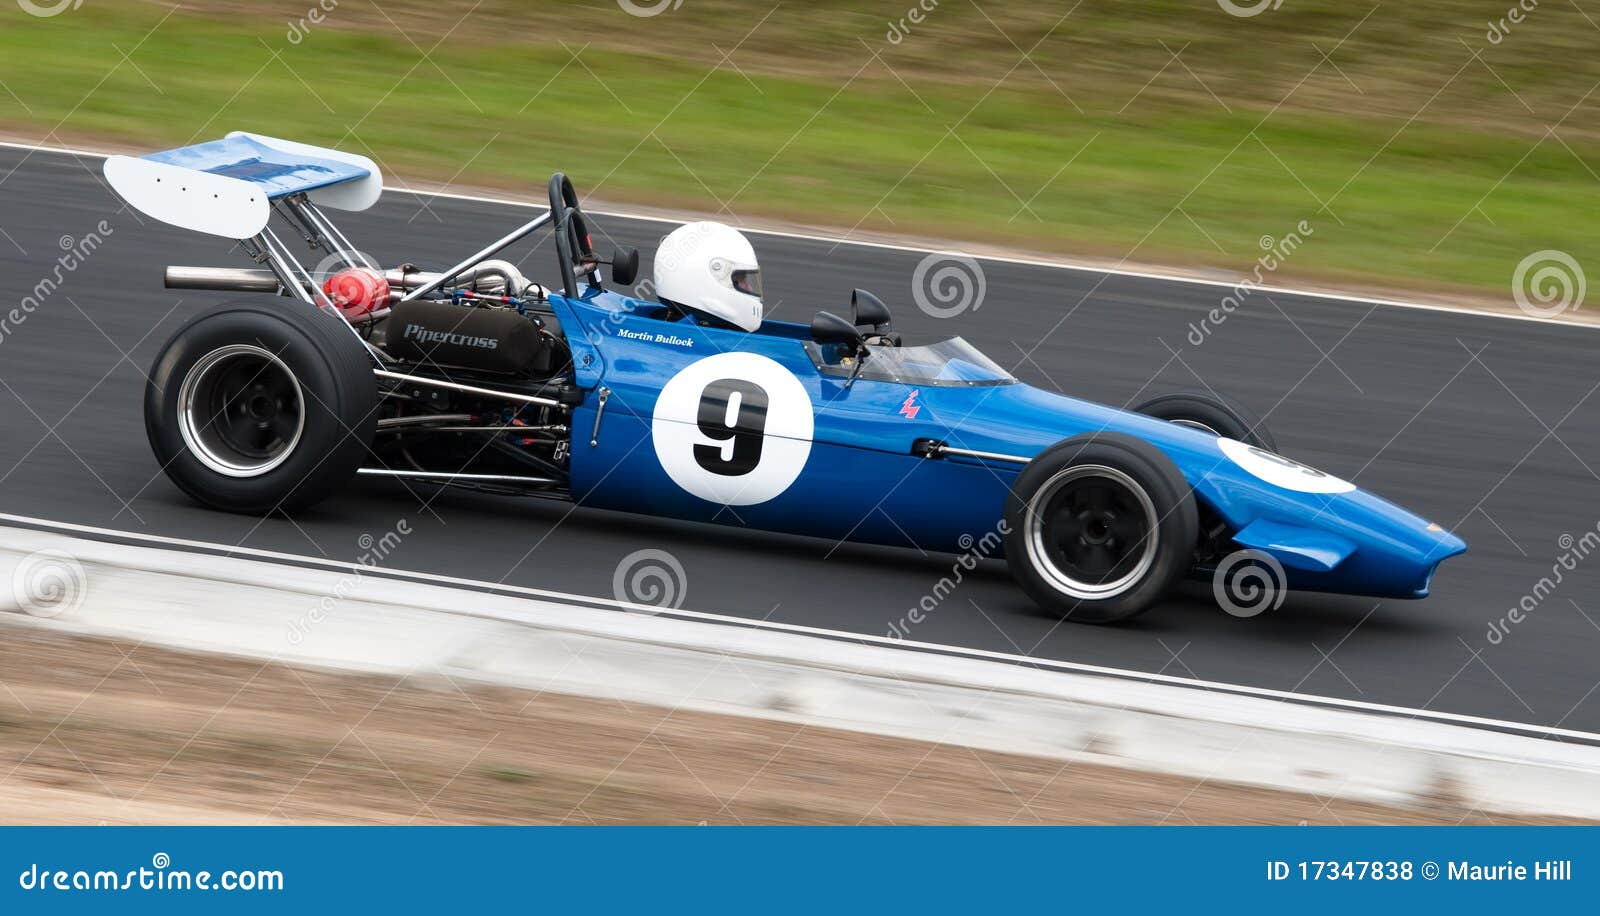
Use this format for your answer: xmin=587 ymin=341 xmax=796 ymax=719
xmin=103 ymin=134 xmax=584 ymax=375
xmin=104 ymin=132 xmax=381 ymax=239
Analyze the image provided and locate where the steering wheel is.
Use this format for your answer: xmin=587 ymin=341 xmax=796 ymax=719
xmin=549 ymin=173 xmax=597 ymax=298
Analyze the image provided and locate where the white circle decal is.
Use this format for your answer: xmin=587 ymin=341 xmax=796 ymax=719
xmin=1217 ymin=438 xmax=1356 ymax=494
xmin=652 ymin=352 xmax=814 ymax=506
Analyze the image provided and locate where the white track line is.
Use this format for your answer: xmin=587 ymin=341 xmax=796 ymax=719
xmin=5 ymin=511 xmax=1598 ymax=744
xmin=1 ymin=136 xmax=1585 ymax=331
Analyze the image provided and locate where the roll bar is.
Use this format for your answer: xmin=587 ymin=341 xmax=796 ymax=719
xmin=549 ymin=172 xmax=600 ymax=298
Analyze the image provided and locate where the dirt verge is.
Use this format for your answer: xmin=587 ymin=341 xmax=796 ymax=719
xmin=0 ymin=627 xmax=1580 ymax=825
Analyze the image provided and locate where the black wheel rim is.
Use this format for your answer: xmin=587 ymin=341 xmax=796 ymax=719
xmin=177 ymin=344 xmax=304 ymax=477
xmin=1024 ymin=464 xmax=1159 ymax=599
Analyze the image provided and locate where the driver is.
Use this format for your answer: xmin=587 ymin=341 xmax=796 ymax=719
xmin=653 ymin=221 xmax=765 ymax=331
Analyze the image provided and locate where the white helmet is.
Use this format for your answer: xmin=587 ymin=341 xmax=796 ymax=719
xmin=653 ymin=221 xmax=764 ymax=331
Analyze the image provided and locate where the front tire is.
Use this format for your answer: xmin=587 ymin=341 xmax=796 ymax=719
xmin=1004 ymin=432 xmax=1198 ymax=623
xmin=145 ymin=300 xmax=377 ymax=514
xmin=1133 ymin=389 xmax=1276 ymax=452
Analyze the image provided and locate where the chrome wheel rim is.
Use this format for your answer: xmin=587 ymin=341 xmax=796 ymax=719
xmin=1024 ymin=464 xmax=1159 ymax=599
xmin=1169 ymin=418 xmax=1221 ymax=436
xmin=177 ymin=344 xmax=304 ymax=478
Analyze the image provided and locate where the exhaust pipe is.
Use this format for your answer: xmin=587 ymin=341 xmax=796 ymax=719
xmin=164 ymin=266 xmax=283 ymax=293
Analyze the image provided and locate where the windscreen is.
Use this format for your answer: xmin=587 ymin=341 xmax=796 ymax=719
xmin=810 ymin=337 xmax=1015 ymax=387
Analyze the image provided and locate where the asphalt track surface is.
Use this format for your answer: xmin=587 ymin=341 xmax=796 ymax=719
xmin=3 ymin=144 xmax=1600 ymax=734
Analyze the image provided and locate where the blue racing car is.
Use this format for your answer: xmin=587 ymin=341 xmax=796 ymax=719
xmin=109 ymin=134 xmax=1466 ymax=623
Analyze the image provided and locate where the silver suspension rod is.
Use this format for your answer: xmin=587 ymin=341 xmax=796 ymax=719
xmin=260 ymin=227 xmax=335 ymax=309
xmin=374 ymin=369 xmax=564 ymax=408
xmin=300 ymin=199 xmax=376 ymax=270
xmin=258 ymin=228 xmax=388 ymax=367
xmin=376 ymin=413 xmax=475 ymax=428
xmin=285 ymin=198 xmax=359 ymax=270
xmin=357 ymin=469 xmax=560 ymax=485
xmin=930 ymin=444 xmax=1030 ymax=465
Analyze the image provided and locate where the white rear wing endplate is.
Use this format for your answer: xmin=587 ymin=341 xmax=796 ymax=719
xmin=103 ymin=156 xmax=272 ymax=240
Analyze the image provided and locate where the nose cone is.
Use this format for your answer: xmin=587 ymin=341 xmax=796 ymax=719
xmin=1410 ymin=522 xmax=1467 ymax=597
xmin=1224 ymin=479 xmax=1469 ymax=600
xmin=1425 ymin=523 xmax=1468 ymax=559
xmin=1331 ymin=490 xmax=1467 ymax=597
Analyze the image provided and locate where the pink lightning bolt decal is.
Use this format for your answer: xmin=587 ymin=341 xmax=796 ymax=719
xmin=899 ymin=390 xmax=921 ymax=419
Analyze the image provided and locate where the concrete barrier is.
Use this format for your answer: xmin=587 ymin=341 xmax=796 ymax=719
xmin=1 ymin=522 xmax=1596 ymax=818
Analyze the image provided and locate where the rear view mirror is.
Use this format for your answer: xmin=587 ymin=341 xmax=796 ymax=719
xmin=851 ymin=288 xmax=891 ymax=330
xmin=812 ymin=310 xmax=864 ymax=351
xmin=609 ymin=247 xmax=640 ymax=286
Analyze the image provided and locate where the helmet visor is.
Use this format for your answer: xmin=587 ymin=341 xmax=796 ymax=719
xmin=731 ymin=268 xmax=763 ymax=299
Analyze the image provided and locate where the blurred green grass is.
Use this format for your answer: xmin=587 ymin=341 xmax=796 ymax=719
xmin=0 ymin=0 xmax=1595 ymax=297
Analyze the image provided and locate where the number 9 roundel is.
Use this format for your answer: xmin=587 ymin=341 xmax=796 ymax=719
xmin=651 ymin=352 xmax=815 ymax=506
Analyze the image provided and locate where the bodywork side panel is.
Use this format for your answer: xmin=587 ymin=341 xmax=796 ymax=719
xmin=560 ymin=293 xmax=1013 ymax=552
xmin=556 ymin=291 xmax=1465 ymax=597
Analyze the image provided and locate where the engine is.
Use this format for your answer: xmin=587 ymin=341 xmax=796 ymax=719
xmin=150 ymin=166 xmax=629 ymax=501
xmin=163 ymin=259 xmax=567 ymax=379
xmin=381 ymin=299 xmax=558 ymax=377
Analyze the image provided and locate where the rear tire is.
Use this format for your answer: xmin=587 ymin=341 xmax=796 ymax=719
xmin=1133 ymin=389 xmax=1276 ymax=452
xmin=145 ymin=299 xmax=377 ymax=514
xmin=1004 ymin=432 xmax=1197 ymax=624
